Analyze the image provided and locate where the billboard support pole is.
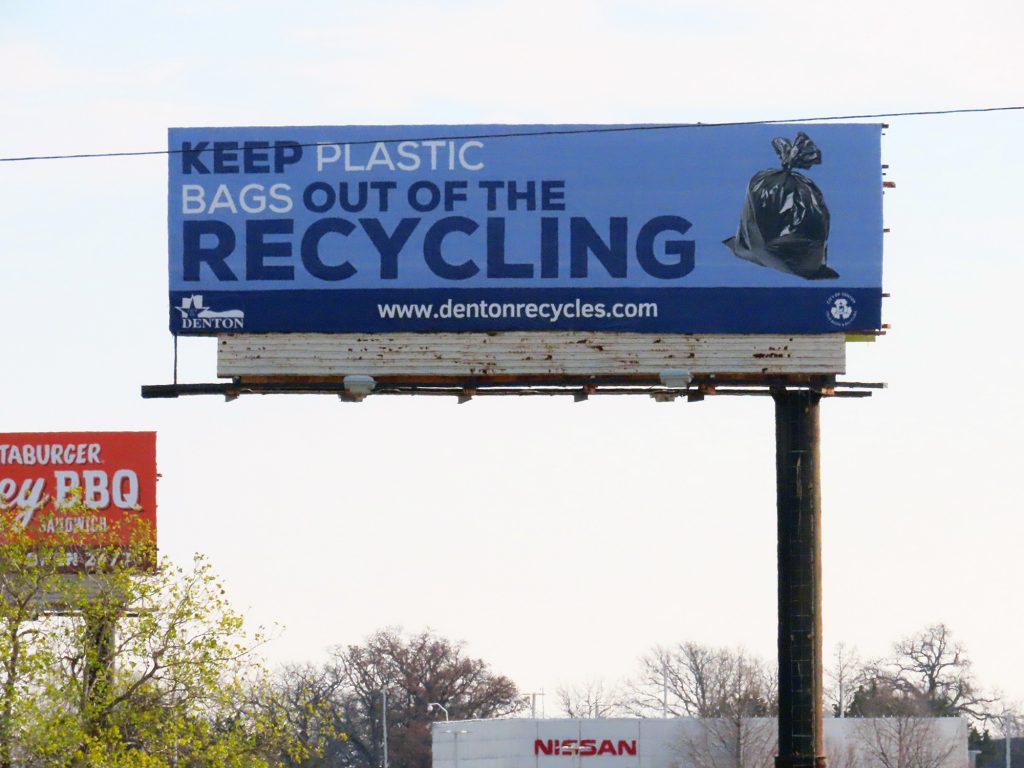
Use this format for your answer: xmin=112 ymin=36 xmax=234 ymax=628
xmin=773 ymin=389 xmax=825 ymax=768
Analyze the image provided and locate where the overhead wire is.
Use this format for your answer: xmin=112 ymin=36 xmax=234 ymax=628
xmin=0 ymin=105 xmax=1022 ymax=164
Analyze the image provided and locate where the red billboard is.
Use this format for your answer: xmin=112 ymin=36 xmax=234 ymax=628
xmin=0 ymin=432 xmax=157 ymax=558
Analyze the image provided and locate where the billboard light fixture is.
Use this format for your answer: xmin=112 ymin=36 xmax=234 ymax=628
xmin=659 ymin=369 xmax=692 ymax=388
xmin=342 ymin=375 xmax=376 ymax=401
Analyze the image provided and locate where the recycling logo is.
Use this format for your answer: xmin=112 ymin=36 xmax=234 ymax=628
xmin=826 ymin=292 xmax=858 ymax=327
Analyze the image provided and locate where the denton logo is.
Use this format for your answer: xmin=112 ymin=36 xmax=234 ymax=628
xmin=177 ymin=295 xmax=244 ymax=330
xmin=535 ymin=739 xmax=637 ymax=757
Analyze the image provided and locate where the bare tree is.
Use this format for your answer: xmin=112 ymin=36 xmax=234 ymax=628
xmin=826 ymin=643 xmax=865 ymax=718
xmin=627 ymin=642 xmax=776 ymax=719
xmin=855 ymin=624 xmax=994 ymax=722
xmin=680 ymin=717 xmax=776 ymax=768
xmin=266 ymin=662 xmax=351 ymax=767
xmin=824 ymin=737 xmax=862 ymax=768
xmin=854 ymin=716 xmax=958 ymax=768
xmin=555 ymin=679 xmax=624 ymax=718
xmin=630 ymin=642 xmax=777 ymax=768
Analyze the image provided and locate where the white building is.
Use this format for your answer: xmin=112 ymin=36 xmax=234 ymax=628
xmin=432 ymin=717 xmax=968 ymax=768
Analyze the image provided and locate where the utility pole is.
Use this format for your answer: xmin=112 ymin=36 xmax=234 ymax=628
xmin=773 ymin=389 xmax=825 ymax=768
xmin=521 ymin=692 xmax=543 ymax=719
xmin=662 ymin=657 xmax=669 ymax=718
xmin=381 ymin=689 xmax=389 ymax=768
xmin=1005 ymin=710 xmax=1014 ymax=768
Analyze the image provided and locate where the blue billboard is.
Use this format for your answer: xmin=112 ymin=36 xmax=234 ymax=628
xmin=168 ymin=124 xmax=883 ymax=335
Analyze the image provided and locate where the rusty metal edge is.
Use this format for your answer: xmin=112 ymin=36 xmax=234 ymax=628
xmin=141 ymin=377 xmax=881 ymax=400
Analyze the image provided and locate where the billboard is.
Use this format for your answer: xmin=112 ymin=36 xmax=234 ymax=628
xmin=0 ymin=432 xmax=157 ymax=567
xmin=168 ymin=124 xmax=883 ymax=336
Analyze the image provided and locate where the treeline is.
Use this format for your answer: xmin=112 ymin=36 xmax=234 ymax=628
xmin=0 ymin=524 xmax=288 ymax=767
xmin=0 ymin=509 xmax=524 ymax=768
xmin=556 ymin=628 xmax=1016 ymax=768
xmin=577 ymin=625 xmax=996 ymax=722
xmin=0 ymin=524 xmax=1016 ymax=767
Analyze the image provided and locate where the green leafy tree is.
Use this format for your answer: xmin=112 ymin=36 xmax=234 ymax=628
xmin=0 ymin=499 xmax=301 ymax=767
xmin=0 ymin=506 xmax=71 ymax=768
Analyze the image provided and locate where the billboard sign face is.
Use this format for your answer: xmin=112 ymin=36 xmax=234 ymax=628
xmin=168 ymin=124 xmax=883 ymax=335
xmin=0 ymin=432 xmax=157 ymax=567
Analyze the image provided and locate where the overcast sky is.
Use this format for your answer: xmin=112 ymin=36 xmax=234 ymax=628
xmin=1 ymin=0 xmax=1022 ymax=709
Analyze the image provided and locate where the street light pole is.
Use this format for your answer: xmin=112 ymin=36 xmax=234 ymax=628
xmin=662 ymin=660 xmax=668 ymax=718
xmin=1006 ymin=710 xmax=1014 ymax=768
xmin=428 ymin=702 xmax=450 ymax=721
xmin=522 ymin=692 xmax=543 ymax=719
xmin=382 ymin=689 xmax=389 ymax=768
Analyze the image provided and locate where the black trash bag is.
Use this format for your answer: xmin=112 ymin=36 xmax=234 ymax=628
xmin=723 ymin=131 xmax=838 ymax=280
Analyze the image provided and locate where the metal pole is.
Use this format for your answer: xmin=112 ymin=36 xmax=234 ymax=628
xmin=662 ymin=659 xmax=668 ymax=718
xmin=523 ymin=691 xmax=544 ymax=719
xmin=382 ymin=689 xmax=389 ymax=768
xmin=1007 ymin=711 xmax=1012 ymax=768
xmin=773 ymin=389 xmax=825 ymax=768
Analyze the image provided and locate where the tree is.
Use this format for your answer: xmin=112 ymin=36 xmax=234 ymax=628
xmin=0 ymin=507 xmax=70 ymax=768
xmin=263 ymin=662 xmax=352 ymax=768
xmin=887 ymin=623 xmax=992 ymax=718
xmin=825 ymin=643 xmax=865 ymax=719
xmin=678 ymin=717 xmax=776 ymax=768
xmin=0 ymin=499 xmax=290 ymax=768
xmin=42 ymin=552 xmax=291 ymax=768
xmin=845 ymin=677 xmax=922 ymax=718
xmin=628 ymin=642 xmax=776 ymax=768
xmin=823 ymin=737 xmax=861 ymax=768
xmin=853 ymin=716 xmax=958 ymax=768
xmin=627 ymin=642 xmax=776 ymax=719
xmin=848 ymin=624 xmax=993 ymax=721
xmin=284 ymin=628 xmax=523 ymax=768
xmin=555 ymin=679 xmax=624 ymax=718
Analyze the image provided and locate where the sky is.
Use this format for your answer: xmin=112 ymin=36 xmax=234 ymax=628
xmin=1 ymin=0 xmax=1022 ymax=712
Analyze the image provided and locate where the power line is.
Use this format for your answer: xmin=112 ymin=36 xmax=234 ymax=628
xmin=1 ymin=105 xmax=1022 ymax=164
